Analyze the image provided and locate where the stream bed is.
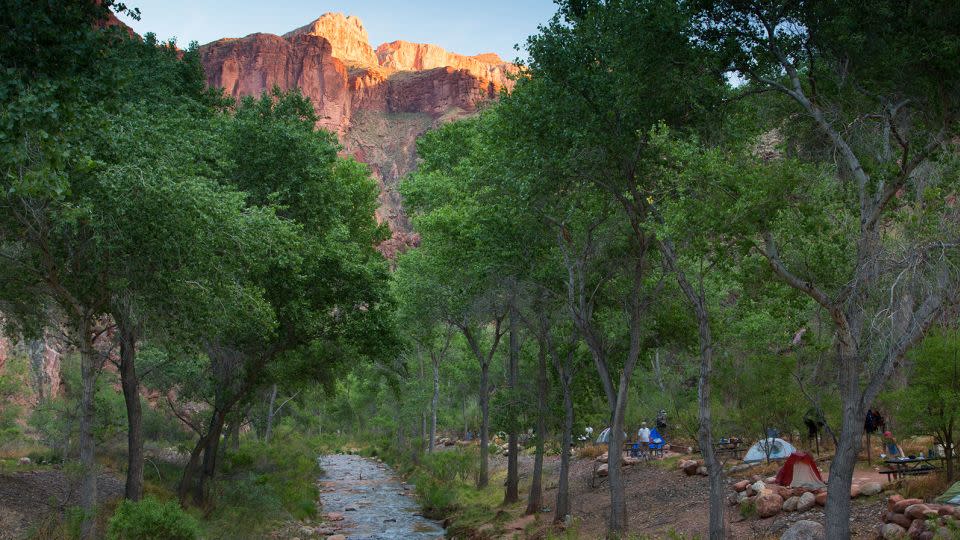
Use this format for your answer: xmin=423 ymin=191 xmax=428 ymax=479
xmin=317 ymin=454 xmax=444 ymax=539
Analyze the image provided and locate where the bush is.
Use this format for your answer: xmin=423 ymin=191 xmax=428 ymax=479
xmin=107 ymin=497 xmax=200 ymax=540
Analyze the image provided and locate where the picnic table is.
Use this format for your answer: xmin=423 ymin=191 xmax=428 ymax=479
xmin=713 ymin=439 xmax=744 ymax=460
xmin=879 ymin=456 xmax=943 ymax=481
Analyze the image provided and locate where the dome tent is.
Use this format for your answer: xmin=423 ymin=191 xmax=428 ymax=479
xmin=595 ymin=428 xmax=626 ymax=444
xmin=742 ymin=437 xmax=797 ymax=463
xmin=775 ymin=452 xmax=826 ymax=488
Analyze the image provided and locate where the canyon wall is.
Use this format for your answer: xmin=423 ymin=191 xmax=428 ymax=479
xmin=199 ymin=12 xmax=512 ymax=256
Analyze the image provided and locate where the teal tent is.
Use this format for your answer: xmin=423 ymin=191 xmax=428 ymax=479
xmin=936 ymin=481 xmax=960 ymax=506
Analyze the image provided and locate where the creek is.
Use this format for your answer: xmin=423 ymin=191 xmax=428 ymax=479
xmin=318 ymin=454 xmax=445 ymax=539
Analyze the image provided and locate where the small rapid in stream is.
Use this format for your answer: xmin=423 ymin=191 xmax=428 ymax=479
xmin=317 ymin=454 xmax=445 ymax=539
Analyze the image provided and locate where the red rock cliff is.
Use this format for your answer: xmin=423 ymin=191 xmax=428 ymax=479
xmin=199 ymin=14 xmax=511 ymax=256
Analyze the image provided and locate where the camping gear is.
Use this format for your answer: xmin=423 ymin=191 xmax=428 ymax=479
xmin=774 ymin=452 xmax=826 ymax=488
xmin=647 ymin=427 xmax=666 ymax=457
xmin=936 ymin=481 xmax=960 ymax=506
xmin=742 ymin=437 xmax=797 ymax=463
xmin=595 ymin=427 xmax=626 ymax=444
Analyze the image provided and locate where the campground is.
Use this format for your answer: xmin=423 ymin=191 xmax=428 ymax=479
xmin=453 ymin=432 xmax=956 ymax=539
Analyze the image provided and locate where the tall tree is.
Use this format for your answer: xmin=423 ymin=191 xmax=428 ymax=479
xmin=696 ymin=2 xmax=960 ymax=534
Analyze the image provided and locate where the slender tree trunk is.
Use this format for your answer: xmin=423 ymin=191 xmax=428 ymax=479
xmin=505 ymin=303 xmax=520 ymax=503
xmin=478 ymin=359 xmax=490 ymax=488
xmin=197 ymin=408 xmax=228 ymax=504
xmin=77 ymin=325 xmax=99 ymax=539
xmin=556 ymin=379 xmax=574 ymax=522
xmin=178 ymin=434 xmax=207 ymax=504
xmin=264 ymin=383 xmax=278 ymax=444
xmin=119 ymin=326 xmax=144 ymax=501
xmin=607 ymin=390 xmax=629 ymax=536
xmin=946 ymin=440 xmax=954 ymax=482
xmin=525 ymin=341 xmax=548 ymax=515
xmin=824 ymin=350 xmax=864 ymax=539
xmin=429 ymin=355 xmax=439 ymax=453
xmin=463 ymin=395 xmax=468 ymax=440
xmin=660 ymin=239 xmax=726 ymax=539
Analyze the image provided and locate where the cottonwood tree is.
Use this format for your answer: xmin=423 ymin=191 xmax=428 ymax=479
xmin=498 ymin=1 xmax=726 ymax=533
xmin=697 ymin=2 xmax=960 ymax=535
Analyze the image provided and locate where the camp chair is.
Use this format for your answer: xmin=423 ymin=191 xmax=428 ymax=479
xmin=648 ymin=428 xmax=666 ymax=458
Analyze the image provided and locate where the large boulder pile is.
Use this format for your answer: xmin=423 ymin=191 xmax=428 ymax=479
xmin=731 ymin=478 xmax=885 ymax=520
xmin=877 ymin=494 xmax=960 ymax=539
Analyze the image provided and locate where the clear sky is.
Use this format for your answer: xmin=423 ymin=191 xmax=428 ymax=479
xmin=118 ymin=1 xmax=559 ymax=61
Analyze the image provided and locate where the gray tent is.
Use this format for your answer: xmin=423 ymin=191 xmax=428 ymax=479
xmin=596 ymin=427 xmax=627 ymax=444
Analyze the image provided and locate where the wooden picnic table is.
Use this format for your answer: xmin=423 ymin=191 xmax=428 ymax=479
xmin=713 ymin=439 xmax=744 ymax=460
xmin=880 ymin=456 xmax=943 ymax=481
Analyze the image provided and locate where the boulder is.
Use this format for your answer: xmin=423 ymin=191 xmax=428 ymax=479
xmin=888 ymin=494 xmax=904 ymax=511
xmin=597 ymin=464 xmax=609 ymax=477
xmin=850 ymin=484 xmax=861 ymax=498
xmin=326 ymin=512 xmax=344 ymax=521
xmin=765 ymin=476 xmax=778 ymax=484
xmin=734 ymin=480 xmax=751 ymax=492
xmin=597 ymin=452 xmax=609 ymax=464
xmin=18 ymin=457 xmax=30 ymax=466
xmin=752 ymin=480 xmax=767 ymax=493
xmin=861 ymin=482 xmax=883 ymax=496
xmin=937 ymin=506 xmax=954 ymax=517
xmin=907 ymin=518 xmax=926 ymax=538
xmin=904 ymin=504 xmax=934 ymax=520
xmin=773 ymin=485 xmax=795 ymax=500
xmin=756 ymin=493 xmax=784 ymax=518
xmin=782 ymin=496 xmax=800 ymax=512
xmin=779 ymin=519 xmax=824 ymax=540
xmin=696 ymin=466 xmax=709 ymax=476
xmin=737 ymin=491 xmax=750 ymax=503
xmin=880 ymin=523 xmax=907 ymax=540
xmin=683 ymin=461 xmax=700 ymax=476
xmin=893 ymin=498 xmax=925 ymax=513
xmin=886 ymin=512 xmax=912 ymax=529
xmin=797 ymin=492 xmax=816 ymax=512
xmin=814 ymin=491 xmax=828 ymax=506
xmin=623 ymin=456 xmax=639 ymax=466
xmin=917 ymin=533 xmax=934 ymax=540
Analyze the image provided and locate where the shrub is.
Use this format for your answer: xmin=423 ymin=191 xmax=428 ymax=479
xmin=106 ymin=497 xmax=200 ymax=540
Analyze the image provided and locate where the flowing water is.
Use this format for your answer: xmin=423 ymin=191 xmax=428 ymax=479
xmin=318 ymin=454 xmax=445 ymax=539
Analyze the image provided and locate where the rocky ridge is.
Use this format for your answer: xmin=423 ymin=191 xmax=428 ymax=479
xmin=199 ymin=12 xmax=515 ymax=256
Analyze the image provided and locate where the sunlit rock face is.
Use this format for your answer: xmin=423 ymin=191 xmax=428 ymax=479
xmin=376 ymin=40 xmax=516 ymax=90
xmin=198 ymin=14 xmax=513 ymax=256
xmin=284 ymin=13 xmax=379 ymax=68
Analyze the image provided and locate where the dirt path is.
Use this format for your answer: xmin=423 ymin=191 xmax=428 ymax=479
xmin=317 ymin=454 xmax=444 ymax=539
xmin=0 ymin=469 xmax=124 ymax=540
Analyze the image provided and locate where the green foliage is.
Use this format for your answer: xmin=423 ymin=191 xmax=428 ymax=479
xmin=107 ymin=497 xmax=201 ymax=540
xmin=206 ymin=429 xmax=320 ymax=537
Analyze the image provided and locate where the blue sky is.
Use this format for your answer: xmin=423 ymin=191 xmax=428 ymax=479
xmin=118 ymin=1 xmax=559 ymax=61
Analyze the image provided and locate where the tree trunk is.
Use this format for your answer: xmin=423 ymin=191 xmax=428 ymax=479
xmin=429 ymin=355 xmax=439 ymax=453
xmin=525 ymin=340 xmax=549 ymax=515
xmin=77 ymin=326 xmax=99 ymax=539
xmin=946 ymin=440 xmax=954 ymax=483
xmin=824 ymin=355 xmax=864 ymax=540
xmin=178 ymin=432 xmax=208 ymax=504
xmin=505 ymin=304 xmax=520 ymax=503
xmin=478 ymin=358 xmax=490 ymax=488
xmin=196 ymin=408 xmax=228 ymax=504
xmin=264 ymin=383 xmax=278 ymax=444
xmin=607 ymin=391 xmax=629 ymax=535
xmin=555 ymin=377 xmax=574 ymax=522
xmin=463 ymin=395 xmax=469 ymax=440
xmin=660 ymin=237 xmax=726 ymax=539
xmin=118 ymin=326 xmax=144 ymax=501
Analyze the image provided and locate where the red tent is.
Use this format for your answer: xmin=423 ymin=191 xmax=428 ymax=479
xmin=775 ymin=452 xmax=826 ymax=488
